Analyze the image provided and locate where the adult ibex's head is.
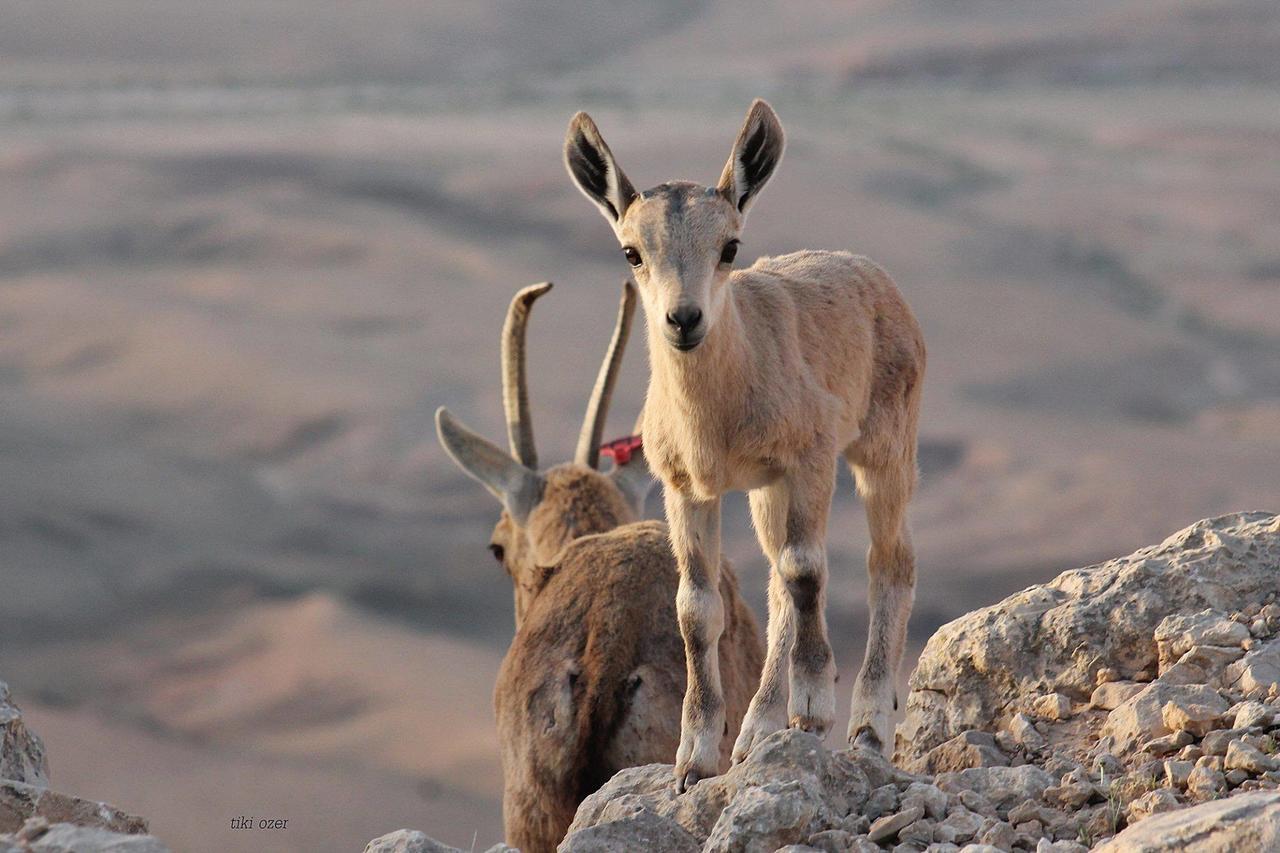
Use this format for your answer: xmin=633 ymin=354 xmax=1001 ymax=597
xmin=564 ymin=100 xmax=785 ymax=353
xmin=436 ymin=282 xmax=654 ymax=624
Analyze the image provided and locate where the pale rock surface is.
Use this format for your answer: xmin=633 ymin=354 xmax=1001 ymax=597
xmin=1095 ymin=790 xmax=1280 ymax=851
xmin=0 ymin=822 xmax=170 ymax=853
xmin=0 ymin=684 xmax=48 ymax=788
xmin=898 ymin=513 xmax=1280 ymax=766
xmin=0 ymin=781 xmax=148 ymax=837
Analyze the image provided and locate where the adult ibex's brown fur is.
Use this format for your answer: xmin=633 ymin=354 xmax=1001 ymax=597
xmin=435 ymin=282 xmax=763 ymax=852
xmin=565 ymin=101 xmax=926 ymax=789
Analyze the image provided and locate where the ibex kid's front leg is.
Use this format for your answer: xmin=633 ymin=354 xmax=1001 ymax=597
xmin=667 ymin=488 xmax=726 ymax=792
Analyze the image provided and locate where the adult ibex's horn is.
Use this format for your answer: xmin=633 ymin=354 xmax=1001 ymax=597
xmin=575 ymin=281 xmax=637 ymax=469
xmin=502 ymin=282 xmax=553 ymax=468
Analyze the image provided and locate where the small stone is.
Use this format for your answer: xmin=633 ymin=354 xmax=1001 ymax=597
xmin=901 ymin=782 xmax=949 ymax=820
xmin=1031 ymin=693 xmax=1073 ymax=721
xmin=1226 ymin=739 xmax=1279 ymax=774
xmin=1007 ymin=799 xmax=1042 ymax=826
xmin=1010 ymin=713 xmax=1047 ymax=750
xmin=868 ymin=806 xmax=926 ymax=843
xmin=1164 ymin=759 xmax=1194 ymax=788
xmin=1096 ymin=667 xmax=1120 ymax=686
xmin=976 ymin=820 xmax=1014 ymax=849
xmin=1186 ymin=765 xmax=1227 ymax=799
xmin=1043 ymin=782 xmax=1097 ymax=809
xmin=1127 ymin=788 xmax=1180 ymax=823
xmin=1204 ymin=728 xmax=1248 ymax=756
xmin=865 ymin=784 xmax=900 ymax=821
xmin=1252 ymin=619 xmax=1272 ymax=638
xmin=1091 ymin=682 xmax=1144 ymax=711
xmin=898 ymin=817 xmax=935 ymax=845
xmin=994 ymin=730 xmax=1019 ymax=754
xmin=839 ymin=814 xmax=871 ymax=835
xmin=1037 ymin=842 xmax=1088 ymax=853
xmin=1226 ymin=768 xmax=1250 ymax=787
xmin=1162 ymin=696 xmax=1228 ymax=737
xmin=806 ymin=829 xmax=855 ymax=853
xmin=922 ymin=731 xmax=1010 ymax=774
xmin=1226 ymin=638 xmax=1280 ymax=695
xmin=1178 ymin=745 xmax=1204 ymax=762
xmin=958 ymin=790 xmax=996 ymax=817
xmin=1014 ymin=818 xmax=1042 ymax=835
xmin=1143 ymin=730 xmax=1193 ymax=756
xmin=1092 ymin=752 xmax=1125 ymax=779
xmin=1196 ymin=754 xmax=1225 ymax=771
xmin=942 ymin=809 xmax=984 ymax=844
xmin=1235 ymin=701 xmax=1274 ymax=730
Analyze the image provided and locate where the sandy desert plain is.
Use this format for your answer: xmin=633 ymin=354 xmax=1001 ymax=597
xmin=0 ymin=1 xmax=1279 ymax=850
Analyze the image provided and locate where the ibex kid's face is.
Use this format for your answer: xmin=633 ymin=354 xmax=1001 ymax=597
xmin=565 ymin=100 xmax=786 ymax=354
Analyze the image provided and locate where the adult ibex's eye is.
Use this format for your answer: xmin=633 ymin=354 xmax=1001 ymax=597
xmin=489 ymin=543 xmax=505 ymax=563
xmin=720 ymin=239 xmax=739 ymax=265
xmin=622 ymin=246 xmax=643 ymax=267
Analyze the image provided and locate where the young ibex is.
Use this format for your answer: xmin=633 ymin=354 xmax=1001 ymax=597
xmin=565 ymin=100 xmax=926 ymax=789
xmin=435 ymin=282 xmax=763 ymax=851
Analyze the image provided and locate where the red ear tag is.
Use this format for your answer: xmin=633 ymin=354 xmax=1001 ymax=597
xmin=600 ymin=434 xmax=643 ymax=466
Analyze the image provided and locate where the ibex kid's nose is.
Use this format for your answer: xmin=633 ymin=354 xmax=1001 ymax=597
xmin=665 ymin=307 xmax=703 ymax=334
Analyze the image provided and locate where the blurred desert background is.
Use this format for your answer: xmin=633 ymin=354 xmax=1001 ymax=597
xmin=1 ymin=1 xmax=1279 ymax=850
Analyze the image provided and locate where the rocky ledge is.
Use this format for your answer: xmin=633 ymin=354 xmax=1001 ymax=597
xmin=377 ymin=512 xmax=1280 ymax=852
xmin=0 ymin=681 xmax=168 ymax=852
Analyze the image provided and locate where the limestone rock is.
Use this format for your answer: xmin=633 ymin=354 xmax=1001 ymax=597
xmin=1224 ymin=739 xmax=1278 ymax=774
xmin=364 ymin=829 xmax=462 ymax=852
xmin=562 ymin=731 xmax=874 ymax=850
xmin=562 ymin=804 xmax=698 ymax=853
xmin=866 ymin=806 xmax=923 ymax=843
xmin=935 ymin=765 xmax=1054 ymax=811
xmin=1154 ymin=611 xmax=1250 ymax=670
xmin=921 ymin=731 xmax=1009 ymax=774
xmin=1127 ymin=788 xmax=1180 ymax=823
xmin=0 ymin=822 xmax=170 ymax=853
xmin=1030 ymin=693 xmax=1072 ymax=721
xmin=1091 ymin=681 xmax=1144 ymax=711
xmin=703 ymin=780 xmax=823 ymax=853
xmin=1102 ymin=683 xmax=1226 ymax=753
xmin=1234 ymin=700 xmax=1274 ymax=730
xmin=1186 ymin=765 xmax=1227 ymax=800
xmin=1161 ymin=694 xmax=1228 ymax=737
xmin=0 ymin=683 xmax=48 ymax=788
xmin=1225 ymin=639 xmax=1280 ymax=696
xmin=1094 ymin=790 xmax=1280 ymax=851
xmin=0 ymin=781 xmax=148 ymax=836
xmin=897 ymin=513 xmax=1280 ymax=768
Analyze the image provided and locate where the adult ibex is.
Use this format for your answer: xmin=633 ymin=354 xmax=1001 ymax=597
xmin=435 ymin=282 xmax=763 ymax=851
xmin=565 ymin=100 xmax=926 ymax=789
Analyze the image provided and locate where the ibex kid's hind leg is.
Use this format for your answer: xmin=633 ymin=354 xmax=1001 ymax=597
xmin=731 ymin=481 xmax=795 ymax=764
xmin=847 ymin=452 xmax=916 ymax=755
xmin=666 ymin=489 xmax=726 ymax=791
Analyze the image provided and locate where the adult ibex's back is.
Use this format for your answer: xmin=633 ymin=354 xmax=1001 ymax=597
xmin=435 ymin=282 xmax=763 ymax=852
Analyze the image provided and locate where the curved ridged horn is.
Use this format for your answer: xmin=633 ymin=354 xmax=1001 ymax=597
xmin=502 ymin=282 xmax=553 ymax=468
xmin=575 ymin=280 xmax=637 ymax=469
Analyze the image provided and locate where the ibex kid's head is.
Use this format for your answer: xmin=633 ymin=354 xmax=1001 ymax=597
xmin=435 ymin=282 xmax=654 ymax=624
xmin=564 ymin=100 xmax=785 ymax=353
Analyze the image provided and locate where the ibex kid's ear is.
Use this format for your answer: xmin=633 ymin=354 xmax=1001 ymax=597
xmin=436 ymin=407 xmax=544 ymax=525
xmin=717 ymin=99 xmax=786 ymax=217
xmin=565 ymin=111 xmax=637 ymax=225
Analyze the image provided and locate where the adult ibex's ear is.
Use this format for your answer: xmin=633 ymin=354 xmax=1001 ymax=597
xmin=565 ymin=112 xmax=637 ymax=225
xmin=717 ymin=99 xmax=786 ymax=216
xmin=436 ymin=407 xmax=544 ymax=525
xmin=610 ymin=444 xmax=656 ymax=518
